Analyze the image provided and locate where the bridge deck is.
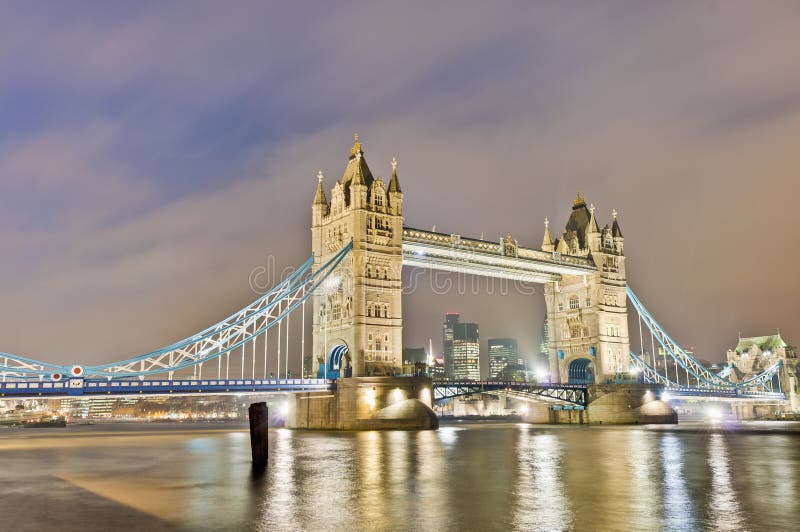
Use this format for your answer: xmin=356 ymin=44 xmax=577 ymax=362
xmin=0 ymin=378 xmax=335 ymax=398
xmin=402 ymin=227 xmax=596 ymax=282
xmin=661 ymin=386 xmax=786 ymax=402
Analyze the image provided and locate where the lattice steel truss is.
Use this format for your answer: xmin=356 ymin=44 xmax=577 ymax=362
xmin=1 ymin=243 xmax=352 ymax=381
xmin=433 ymin=381 xmax=588 ymax=407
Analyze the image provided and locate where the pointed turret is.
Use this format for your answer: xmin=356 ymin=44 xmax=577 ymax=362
xmin=342 ymin=133 xmax=372 ymax=208
xmin=561 ymin=192 xmax=592 ymax=252
xmin=314 ymin=170 xmax=328 ymax=206
xmin=586 ymin=203 xmax=601 ymax=252
xmin=312 ymin=170 xmax=329 ymax=225
xmin=388 ymin=156 xmax=403 ymax=215
xmin=542 ymin=217 xmax=555 ymax=252
xmin=388 ymin=156 xmax=401 ymax=193
xmin=555 ymin=235 xmax=569 ymax=254
xmin=611 ymin=209 xmax=623 ymax=238
xmin=611 ymin=209 xmax=624 ymax=254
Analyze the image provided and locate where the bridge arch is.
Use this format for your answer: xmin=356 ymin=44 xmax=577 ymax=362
xmin=319 ymin=342 xmax=351 ymax=379
xmin=567 ymin=357 xmax=594 ymax=385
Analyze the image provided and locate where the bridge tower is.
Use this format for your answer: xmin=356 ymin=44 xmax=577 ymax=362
xmin=542 ymin=194 xmax=630 ymax=384
xmin=310 ymin=135 xmax=404 ymax=377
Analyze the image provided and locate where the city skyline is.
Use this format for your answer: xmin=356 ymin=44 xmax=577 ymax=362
xmin=0 ymin=3 xmax=799 ymax=369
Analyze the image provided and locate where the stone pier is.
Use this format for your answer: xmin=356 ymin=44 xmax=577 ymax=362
xmin=521 ymin=384 xmax=677 ymax=424
xmin=287 ymin=376 xmax=438 ymax=430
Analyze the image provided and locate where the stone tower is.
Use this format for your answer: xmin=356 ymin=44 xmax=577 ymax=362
xmin=311 ymin=135 xmax=404 ymax=377
xmin=542 ymin=194 xmax=629 ymax=384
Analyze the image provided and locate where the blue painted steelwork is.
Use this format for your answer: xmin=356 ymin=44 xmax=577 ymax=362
xmin=0 ymin=378 xmax=335 ymax=398
xmin=0 ymin=243 xmax=353 ymax=381
xmin=627 ymin=287 xmax=784 ymax=395
xmin=567 ymin=358 xmax=593 ymax=385
xmin=433 ymin=381 xmax=589 ymax=407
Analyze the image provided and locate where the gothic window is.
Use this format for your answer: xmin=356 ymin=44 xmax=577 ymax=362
xmin=375 ymin=193 xmax=383 ymax=207
xmin=569 ymin=295 xmax=579 ymax=310
xmin=376 ymin=339 xmax=382 ymax=352
xmin=585 ymin=296 xmax=591 ymax=307
xmin=367 ymin=304 xmax=372 ymax=317
xmin=558 ymin=302 xmax=564 ymax=312
xmin=332 ymin=303 xmax=342 ymax=321
xmin=367 ymin=265 xmax=372 ymax=278
xmin=383 ymin=305 xmax=388 ymax=318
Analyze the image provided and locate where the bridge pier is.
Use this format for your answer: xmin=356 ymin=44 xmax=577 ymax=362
xmin=521 ymin=384 xmax=676 ymax=424
xmin=286 ymin=376 xmax=438 ymax=430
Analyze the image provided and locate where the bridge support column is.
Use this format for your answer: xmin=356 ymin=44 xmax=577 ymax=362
xmin=248 ymin=402 xmax=269 ymax=469
xmin=286 ymin=376 xmax=438 ymax=430
xmin=534 ymin=384 xmax=675 ymax=424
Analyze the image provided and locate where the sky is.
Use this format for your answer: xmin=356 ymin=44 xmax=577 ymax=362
xmin=1 ymin=1 xmax=799 ymax=373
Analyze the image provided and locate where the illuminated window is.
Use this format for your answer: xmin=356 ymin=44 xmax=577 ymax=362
xmin=569 ymin=295 xmax=579 ymax=310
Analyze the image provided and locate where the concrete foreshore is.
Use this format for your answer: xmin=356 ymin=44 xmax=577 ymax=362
xmin=286 ymin=376 xmax=439 ymax=430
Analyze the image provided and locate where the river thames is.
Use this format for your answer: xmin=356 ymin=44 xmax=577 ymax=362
xmin=1 ymin=421 xmax=799 ymax=531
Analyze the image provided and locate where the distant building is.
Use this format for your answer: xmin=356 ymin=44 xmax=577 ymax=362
xmin=430 ymin=359 xmax=447 ymax=381
xmin=401 ymin=361 xmax=429 ymax=376
xmin=488 ymin=338 xmax=519 ymax=379
xmin=727 ymin=332 xmax=797 ymax=380
xmin=443 ymin=313 xmax=480 ymax=380
xmin=443 ymin=313 xmax=459 ymax=379
xmin=498 ymin=363 xmax=528 ymax=382
xmin=402 ymin=347 xmax=428 ymax=364
xmin=538 ymin=318 xmax=551 ymax=371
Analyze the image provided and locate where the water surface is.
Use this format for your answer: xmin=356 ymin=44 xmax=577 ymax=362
xmin=1 ymin=421 xmax=798 ymax=531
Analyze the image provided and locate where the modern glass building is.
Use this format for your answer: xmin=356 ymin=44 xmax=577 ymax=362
xmin=488 ymin=338 xmax=519 ymax=379
xmin=443 ymin=313 xmax=480 ymax=380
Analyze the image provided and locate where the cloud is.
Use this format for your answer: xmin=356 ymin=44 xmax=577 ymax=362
xmin=0 ymin=1 xmax=799 ymax=371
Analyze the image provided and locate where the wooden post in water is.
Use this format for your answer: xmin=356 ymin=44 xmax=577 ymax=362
xmin=249 ymin=402 xmax=269 ymax=469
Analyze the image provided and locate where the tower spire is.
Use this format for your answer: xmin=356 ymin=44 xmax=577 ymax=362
xmin=542 ymin=217 xmax=554 ymax=251
xmin=350 ymin=132 xmax=363 ymax=159
xmin=612 ymin=209 xmax=623 ymax=238
xmin=587 ymin=203 xmax=599 ymax=233
xmin=313 ymin=170 xmax=328 ymax=206
xmin=389 ymin=156 xmax=402 ymax=193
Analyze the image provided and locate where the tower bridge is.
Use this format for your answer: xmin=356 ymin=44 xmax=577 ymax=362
xmin=1 ymin=134 xmax=797 ymax=428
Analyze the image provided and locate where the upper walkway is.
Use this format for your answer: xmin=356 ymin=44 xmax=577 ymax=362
xmin=401 ymin=227 xmax=596 ymax=283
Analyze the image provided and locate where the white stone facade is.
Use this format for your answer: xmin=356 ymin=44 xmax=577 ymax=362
xmin=311 ymin=136 xmax=403 ymax=377
xmin=542 ymin=195 xmax=630 ymax=384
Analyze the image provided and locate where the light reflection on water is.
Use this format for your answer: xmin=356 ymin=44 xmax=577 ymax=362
xmin=1 ymin=422 xmax=800 ymax=531
xmin=514 ymin=428 xmax=571 ymax=531
xmin=661 ymin=432 xmax=697 ymax=530
xmin=707 ymin=433 xmax=745 ymax=531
